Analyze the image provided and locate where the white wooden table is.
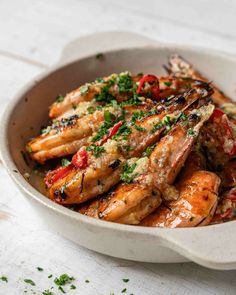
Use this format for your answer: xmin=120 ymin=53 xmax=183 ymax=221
xmin=1 ymin=1 xmax=236 ymax=294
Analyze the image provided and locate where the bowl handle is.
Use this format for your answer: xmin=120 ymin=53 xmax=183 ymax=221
xmin=156 ymin=221 xmax=236 ymax=270
xmin=58 ymin=31 xmax=159 ymax=64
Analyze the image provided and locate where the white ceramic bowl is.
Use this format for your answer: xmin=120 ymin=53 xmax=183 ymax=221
xmin=1 ymin=32 xmax=236 ymax=270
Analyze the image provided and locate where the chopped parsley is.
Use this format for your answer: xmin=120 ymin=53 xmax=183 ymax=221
xmin=36 ymin=267 xmax=44 ymax=272
xmin=70 ymin=284 xmax=76 ymax=289
xmin=164 ymin=81 xmax=172 ymax=87
xmin=61 ymin=158 xmax=71 ymax=167
xmin=121 ymin=163 xmax=137 ymax=183
xmin=0 ymin=276 xmax=8 ymax=283
xmin=24 ymin=279 xmax=36 ymax=286
xmin=121 ymin=288 xmax=127 ymax=293
xmin=150 ymin=122 xmax=164 ymax=134
xmin=131 ymin=111 xmax=146 ymax=124
xmin=113 ymin=123 xmax=131 ymax=139
xmin=117 ymin=73 xmax=134 ymax=93
xmin=120 ymin=96 xmax=141 ymax=107
xmin=144 ymin=143 xmax=156 ymax=157
xmin=109 ymin=99 xmax=119 ymax=109
xmin=104 ymin=110 xmax=116 ymax=123
xmin=58 ymin=286 xmax=65 ymax=293
xmin=85 ymin=279 xmax=90 ymax=283
xmin=54 ymin=274 xmax=75 ymax=287
xmin=95 ymin=77 xmax=105 ymax=83
xmin=134 ymin=124 xmax=145 ymax=132
xmin=40 ymin=126 xmax=51 ymax=135
xmin=87 ymin=106 xmax=95 ymax=114
xmin=48 ymin=274 xmax=53 ymax=279
xmin=92 ymin=111 xmax=116 ymax=142
xmin=86 ymin=144 xmax=105 ymax=157
xmin=122 ymin=278 xmax=130 ymax=283
xmin=80 ymin=84 xmax=89 ymax=94
xmin=56 ymin=95 xmax=64 ymax=103
xmin=95 ymin=79 xmax=115 ymax=103
xmin=42 ymin=290 xmax=54 ymax=295
xmin=187 ymin=128 xmax=197 ymax=137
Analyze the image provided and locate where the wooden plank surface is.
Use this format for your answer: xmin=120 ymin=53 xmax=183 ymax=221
xmin=1 ymin=1 xmax=236 ymax=294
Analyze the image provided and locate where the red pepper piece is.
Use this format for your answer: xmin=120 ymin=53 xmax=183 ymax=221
xmin=99 ymin=121 xmax=123 ymax=146
xmin=136 ymin=74 xmax=160 ymax=100
xmin=72 ymin=149 xmax=88 ymax=169
xmin=209 ymin=108 xmax=225 ymax=121
xmin=45 ymin=165 xmax=73 ymax=187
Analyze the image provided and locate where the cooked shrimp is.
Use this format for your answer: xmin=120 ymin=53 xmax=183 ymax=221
xmin=46 ymin=85 xmax=214 ymax=205
xmin=49 ymin=71 xmax=213 ymax=120
xmin=78 ymin=102 xmax=214 ymax=224
xmin=27 ymin=102 xmax=155 ymax=163
xmin=167 ymin=54 xmax=233 ymax=108
xmin=150 ymin=103 xmax=215 ymax=199
xmin=141 ymin=152 xmax=220 ymax=227
xmin=49 ymin=72 xmax=143 ymax=119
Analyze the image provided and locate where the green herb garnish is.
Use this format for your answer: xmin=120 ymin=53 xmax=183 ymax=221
xmin=87 ymin=106 xmax=95 ymax=114
xmin=121 ymin=163 xmax=137 ymax=183
xmin=104 ymin=110 xmax=116 ymax=123
xmin=54 ymin=274 xmax=75 ymax=287
xmin=113 ymin=123 xmax=131 ymax=139
xmin=86 ymin=144 xmax=105 ymax=157
xmin=145 ymin=144 xmax=156 ymax=157
xmin=0 ymin=276 xmax=8 ymax=283
xmin=56 ymin=95 xmax=64 ymax=103
xmin=61 ymin=158 xmax=71 ymax=167
xmin=117 ymin=73 xmax=134 ymax=93
xmin=40 ymin=126 xmax=51 ymax=135
xmin=164 ymin=81 xmax=172 ymax=87
xmin=70 ymin=284 xmax=76 ymax=289
xmin=150 ymin=122 xmax=164 ymax=134
xmin=24 ymin=279 xmax=36 ymax=286
xmin=36 ymin=267 xmax=44 ymax=272
xmin=92 ymin=110 xmax=116 ymax=142
xmin=80 ymin=84 xmax=89 ymax=95
xmin=187 ymin=128 xmax=197 ymax=137
xmin=134 ymin=124 xmax=145 ymax=132
xmin=121 ymin=288 xmax=127 ymax=293
xmin=95 ymin=79 xmax=115 ymax=103
xmin=42 ymin=290 xmax=54 ymax=295
xmin=122 ymin=278 xmax=129 ymax=283
xmin=85 ymin=279 xmax=90 ymax=283
xmin=58 ymin=286 xmax=65 ymax=293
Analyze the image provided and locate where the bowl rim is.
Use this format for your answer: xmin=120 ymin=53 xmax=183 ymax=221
xmin=1 ymin=43 xmax=236 ymax=237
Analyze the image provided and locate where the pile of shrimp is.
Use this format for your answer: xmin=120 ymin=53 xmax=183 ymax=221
xmin=26 ymin=55 xmax=236 ymax=228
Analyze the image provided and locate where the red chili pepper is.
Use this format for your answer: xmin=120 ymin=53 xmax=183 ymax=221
xmin=45 ymin=165 xmax=73 ymax=187
xmin=209 ymin=108 xmax=225 ymax=121
xmin=99 ymin=121 xmax=123 ymax=145
xmin=72 ymin=149 xmax=88 ymax=169
xmin=136 ymin=74 xmax=160 ymax=100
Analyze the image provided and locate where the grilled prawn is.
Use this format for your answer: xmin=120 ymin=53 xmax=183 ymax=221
xmin=46 ymin=86 xmax=213 ymax=205
xmin=141 ymin=152 xmax=220 ymax=227
xmin=79 ymin=103 xmax=214 ymax=224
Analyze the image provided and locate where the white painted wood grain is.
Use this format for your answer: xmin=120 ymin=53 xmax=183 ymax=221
xmin=1 ymin=0 xmax=236 ymax=66
xmin=1 ymin=0 xmax=236 ymax=294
